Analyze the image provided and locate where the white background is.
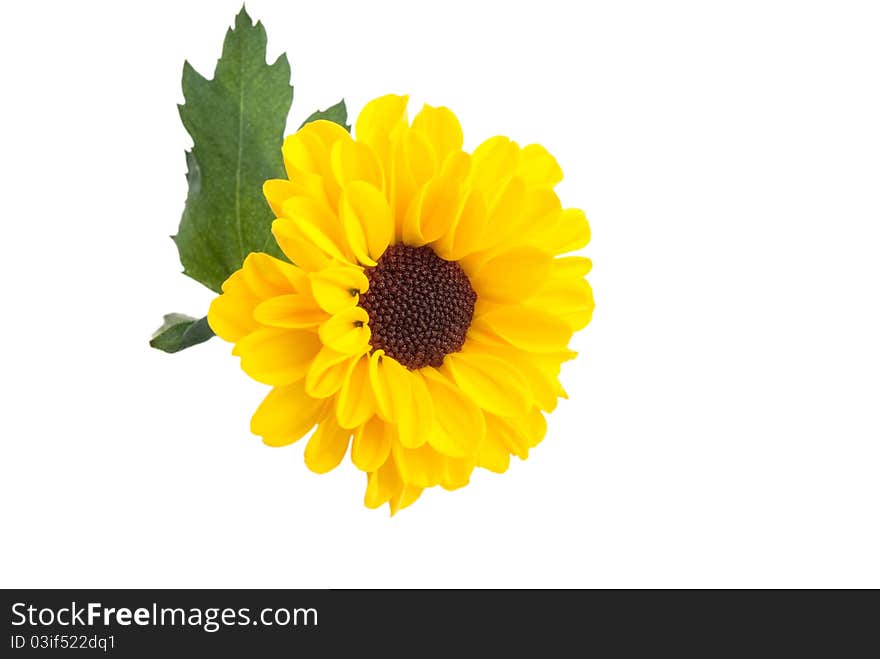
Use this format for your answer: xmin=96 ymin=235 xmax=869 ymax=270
xmin=1 ymin=0 xmax=878 ymax=588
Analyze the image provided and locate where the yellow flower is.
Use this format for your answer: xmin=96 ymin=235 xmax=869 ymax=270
xmin=208 ymin=94 xmax=593 ymax=514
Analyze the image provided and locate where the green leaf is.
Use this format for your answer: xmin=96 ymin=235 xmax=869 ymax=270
xmin=300 ymin=99 xmax=351 ymax=132
xmin=150 ymin=314 xmax=215 ymax=353
xmin=174 ymin=6 xmax=293 ymax=293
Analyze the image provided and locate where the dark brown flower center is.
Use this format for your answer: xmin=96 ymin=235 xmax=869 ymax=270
xmin=358 ymin=244 xmax=477 ymax=370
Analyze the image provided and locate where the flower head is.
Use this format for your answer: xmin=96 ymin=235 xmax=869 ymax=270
xmin=208 ymin=94 xmax=593 ymax=513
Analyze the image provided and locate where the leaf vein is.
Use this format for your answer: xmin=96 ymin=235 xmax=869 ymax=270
xmin=235 ymin=42 xmax=245 ymax=263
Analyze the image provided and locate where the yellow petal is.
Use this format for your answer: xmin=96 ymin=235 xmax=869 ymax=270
xmin=351 ymin=416 xmax=393 ymax=472
xmin=390 ymin=128 xmax=436 ymax=240
xmin=331 ymin=138 xmax=384 ymax=190
xmin=478 ymin=175 xmax=526 ymax=250
xmin=552 ymin=255 xmax=593 ymax=278
xmin=232 ymin=328 xmax=322 ymax=386
xmin=282 ymin=120 xmax=350 ymax=208
xmin=433 ymin=188 xmax=488 ymax=261
xmin=251 ymin=381 xmax=327 ymax=447
xmin=368 ymin=351 xmax=412 ymax=423
xmin=489 ymin=409 xmax=548 ymax=458
xmin=516 ymin=143 xmax=563 ymax=189
xmin=474 ymin=306 xmax=572 ymax=353
xmin=529 ymin=349 xmax=573 ymax=403
xmin=443 ymin=352 xmax=532 ymax=417
xmin=253 ymin=294 xmax=328 ymax=328
xmin=411 ymin=104 xmax=464 ymax=167
xmin=279 ymin=172 xmax=327 ymax=209
xmin=241 ymin=252 xmax=309 ymax=297
xmin=272 ymin=218 xmax=334 ymax=272
xmin=389 ymin=484 xmax=423 ymax=515
xmin=364 ymin=457 xmax=402 ymax=509
xmin=282 ymin=123 xmax=322 ymax=171
xmin=282 ymin=128 xmax=322 ymax=179
xmin=497 ymin=188 xmax=562 ymax=249
xmin=208 ymin=254 xmax=309 ymax=342
xmin=398 ymin=127 xmax=437 ymax=183
xmin=440 ymin=456 xmax=474 ymax=491
xmin=526 ymin=278 xmax=594 ymax=330
xmin=440 ymin=150 xmax=471 ymax=180
xmin=370 ymin=358 xmax=434 ymax=448
xmin=476 ymin=428 xmax=510 ymax=473
xmin=397 ymin=371 xmax=433 ymax=449
xmin=281 ymin=196 xmax=351 ymax=262
xmin=469 ymin=135 xmax=520 ymax=198
xmin=365 ymin=457 xmax=424 ymax=515
xmin=420 ymin=367 xmax=485 ymax=458
xmin=419 ymin=180 xmax=457 ymax=245
xmin=305 ymin=346 xmax=358 ymax=398
xmin=335 ymin=355 xmax=375 ymax=429
xmin=355 ymin=94 xmax=409 ymax=153
xmin=304 ymin=415 xmax=351 ymax=474
xmin=403 ymin=173 xmax=463 ymax=246
xmin=340 ymin=181 xmax=393 ymax=266
xmin=562 ymin=309 xmax=594 ymax=331
xmin=470 ymin=246 xmax=552 ymax=303
xmin=463 ymin=339 xmax=560 ymax=413
xmin=485 ymin=413 xmax=529 ymax=459
xmin=263 ymin=178 xmax=315 ymax=217
xmin=308 ymin=265 xmax=369 ymax=314
xmin=355 ymin=94 xmax=409 ymax=194
xmin=522 ymin=407 xmax=548 ymax=449
xmin=536 ymin=208 xmax=591 ymax=254
xmin=208 ymin=270 xmax=259 ymax=342
xmin=524 ymin=188 xmax=564 ymax=223
xmin=392 ymin=442 xmax=444 ymax=488
xmin=318 ymin=307 xmax=371 ymax=354
xmin=302 ymin=118 xmax=353 ymax=146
